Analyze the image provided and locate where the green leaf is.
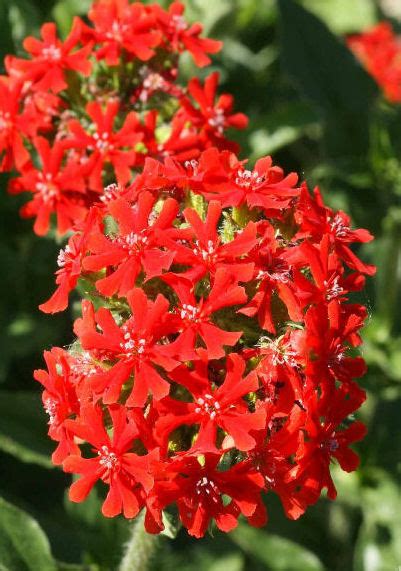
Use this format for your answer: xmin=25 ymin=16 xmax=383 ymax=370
xmin=64 ymin=486 xmax=129 ymax=568
xmin=161 ymin=511 xmax=181 ymax=539
xmin=354 ymin=470 xmax=401 ymax=571
xmin=208 ymin=553 xmax=244 ymax=571
xmin=249 ymin=102 xmax=318 ymax=158
xmin=0 ymin=0 xmax=15 ymax=66
xmin=0 ymin=391 xmax=54 ymax=468
xmin=52 ymin=0 xmax=92 ymax=36
xmin=0 ymin=497 xmax=56 ymax=571
xmin=56 ymin=562 xmax=98 ymax=571
xmin=230 ymin=523 xmax=325 ymax=571
xmin=278 ymin=0 xmax=378 ymax=158
xmin=8 ymin=0 xmax=41 ymax=44
xmin=301 ymin=0 xmax=376 ymax=34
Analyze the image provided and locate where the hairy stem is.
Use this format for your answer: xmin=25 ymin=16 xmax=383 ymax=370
xmin=118 ymin=513 xmax=160 ymax=571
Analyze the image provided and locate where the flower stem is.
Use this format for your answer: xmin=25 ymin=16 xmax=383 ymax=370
xmin=118 ymin=513 xmax=160 ymax=571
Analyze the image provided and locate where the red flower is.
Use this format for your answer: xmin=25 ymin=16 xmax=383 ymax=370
xmin=8 ymin=18 xmax=92 ymax=92
xmin=180 ymin=72 xmax=248 ymax=148
xmin=239 ymin=222 xmax=303 ymax=332
xmin=162 ymin=269 xmax=247 ymax=360
xmin=74 ymin=289 xmax=177 ymax=406
xmin=0 ymin=78 xmax=30 ymax=172
xmin=295 ymin=185 xmax=375 ymax=276
xmin=288 ymin=384 xmax=366 ymax=500
xmin=190 ymin=149 xmax=299 ymax=211
xmin=83 ymin=191 xmax=178 ymax=297
xmin=165 ymin=200 xmax=257 ymax=281
xmin=34 ymin=348 xmax=80 ymax=464
xmin=63 ymin=404 xmax=155 ymax=518
xmin=39 ymin=209 xmax=100 ymax=314
xmin=348 ymin=22 xmax=401 ymax=102
xmin=155 ymin=2 xmax=222 ymax=67
xmin=9 ymin=137 xmax=87 ymax=235
xmin=88 ymin=0 xmax=161 ymax=66
xmin=156 ymin=354 xmax=266 ymax=452
xmin=65 ymin=100 xmax=142 ymax=191
xmin=149 ymin=453 xmax=266 ymax=538
xmin=300 ymin=301 xmax=367 ymax=393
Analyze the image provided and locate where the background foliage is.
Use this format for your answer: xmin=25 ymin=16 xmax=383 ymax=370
xmin=0 ymin=0 xmax=400 ymax=570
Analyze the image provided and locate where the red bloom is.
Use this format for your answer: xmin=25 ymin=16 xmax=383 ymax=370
xmin=0 ymin=78 xmax=30 ymax=172
xmin=9 ymin=137 xmax=87 ymax=235
xmin=39 ymin=209 xmax=100 ymax=314
xmin=149 ymin=453 xmax=266 ymax=538
xmin=162 ymin=269 xmax=247 ymax=360
xmin=156 ymin=354 xmax=266 ymax=452
xmin=34 ymin=348 xmax=80 ymax=464
xmin=8 ymin=18 xmax=92 ymax=92
xmin=180 ymin=72 xmax=248 ymax=148
xmin=88 ymin=0 xmax=161 ymax=65
xmin=74 ymin=289 xmax=177 ymax=406
xmin=295 ymin=185 xmax=375 ymax=276
xmin=63 ymin=404 xmax=155 ymax=518
xmin=155 ymin=2 xmax=222 ymax=67
xmin=165 ymin=200 xmax=257 ymax=281
xmin=239 ymin=222 xmax=303 ymax=332
xmin=83 ymin=191 xmax=178 ymax=297
xmin=348 ymin=22 xmax=401 ymax=102
xmin=300 ymin=301 xmax=367 ymax=393
xmin=190 ymin=149 xmax=300 ymax=211
xmin=65 ymin=100 xmax=142 ymax=191
xmin=288 ymin=384 xmax=367 ymax=500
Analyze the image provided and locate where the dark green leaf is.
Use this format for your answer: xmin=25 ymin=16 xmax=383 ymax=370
xmin=0 ymin=497 xmax=56 ymax=571
xmin=230 ymin=523 xmax=325 ymax=571
xmin=0 ymin=391 xmax=54 ymax=468
xmin=278 ymin=0 xmax=378 ymax=157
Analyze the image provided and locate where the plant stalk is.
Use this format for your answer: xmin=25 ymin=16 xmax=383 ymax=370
xmin=118 ymin=513 xmax=160 ymax=571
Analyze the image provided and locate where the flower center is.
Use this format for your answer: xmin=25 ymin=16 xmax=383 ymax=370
xmin=100 ymin=183 xmax=124 ymax=204
xmin=0 ymin=111 xmax=12 ymax=132
xmin=41 ymin=45 xmax=62 ymax=61
xmin=180 ymin=303 xmax=200 ymax=322
xmin=171 ymin=14 xmax=188 ymax=32
xmin=57 ymin=244 xmax=72 ymax=268
xmin=35 ymin=173 xmax=59 ymax=203
xmin=98 ymin=445 xmax=120 ymax=470
xmin=193 ymin=239 xmax=217 ymax=262
xmin=330 ymin=214 xmax=350 ymax=238
xmin=195 ymin=476 xmax=220 ymax=503
xmin=184 ymin=159 xmax=199 ymax=176
xmin=208 ymin=108 xmax=226 ymax=134
xmin=120 ymin=327 xmax=147 ymax=356
xmin=106 ymin=21 xmax=128 ymax=42
xmin=257 ymin=259 xmax=292 ymax=283
xmin=116 ymin=232 xmax=149 ymax=256
xmin=94 ymin=131 xmax=114 ymax=153
xmin=70 ymin=351 xmax=100 ymax=378
xmin=259 ymin=336 xmax=298 ymax=368
xmin=194 ymin=394 xmax=221 ymax=419
xmin=44 ymin=398 xmax=58 ymax=425
xmin=324 ymin=276 xmax=344 ymax=301
xmin=235 ymin=169 xmax=265 ymax=190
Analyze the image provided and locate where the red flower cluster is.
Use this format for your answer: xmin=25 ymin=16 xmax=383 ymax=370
xmin=1 ymin=0 xmax=246 ymax=235
xmin=35 ymin=144 xmax=374 ymax=537
xmin=348 ymin=22 xmax=401 ymax=103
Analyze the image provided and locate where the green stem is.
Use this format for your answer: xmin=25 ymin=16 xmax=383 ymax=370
xmin=118 ymin=513 xmax=160 ymax=571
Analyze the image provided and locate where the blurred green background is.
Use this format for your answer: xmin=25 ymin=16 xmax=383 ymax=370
xmin=1 ymin=0 xmax=400 ymax=570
